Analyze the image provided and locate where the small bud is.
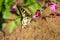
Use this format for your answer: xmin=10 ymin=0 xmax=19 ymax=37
xmin=32 ymin=15 xmax=36 ymax=19
xmin=12 ymin=4 xmax=16 ymax=11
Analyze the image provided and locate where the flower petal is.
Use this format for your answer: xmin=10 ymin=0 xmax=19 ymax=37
xmin=32 ymin=15 xmax=36 ymax=18
xmin=49 ymin=1 xmax=58 ymax=11
xmin=12 ymin=5 xmax=16 ymax=11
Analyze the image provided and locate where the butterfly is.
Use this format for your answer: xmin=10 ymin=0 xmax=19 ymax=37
xmin=17 ymin=6 xmax=32 ymax=29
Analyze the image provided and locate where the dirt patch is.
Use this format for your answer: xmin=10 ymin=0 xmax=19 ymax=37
xmin=2 ymin=17 xmax=60 ymax=40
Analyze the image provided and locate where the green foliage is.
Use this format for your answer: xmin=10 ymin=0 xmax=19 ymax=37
xmin=3 ymin=6 xmax=10 ymax=19
xmin=23 ymin=0 xmax=36 ymax=6
xmin=0 ymin=0 xmax=14 ymax=19
xmin=23 ymin=0 xmax=42 ymax=14
xmin=28 ymin=3 xmax=42 ymax=14
xmin=5 ymin=0 xmax=14 ymax=6
xmin=0 ymin=0 xmax=15 ymax=33
xmin=0 ymin=0 xmax=3 ymax=11
xmin=15 ymin=18 xmax=21 ymax=25
xmin=52 ymin=0 xmax=56 ymax=2
xmin=1 ymin=0 xmax=43 ymax=33
xmin=0 ymin=0 xmax=3 ymax=6
xmin=9 ymin=21 xmax=15 ymax=33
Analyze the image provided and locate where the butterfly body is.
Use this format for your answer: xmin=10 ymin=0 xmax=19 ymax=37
xmin=17 ymin=6 xmax=32 ymax=29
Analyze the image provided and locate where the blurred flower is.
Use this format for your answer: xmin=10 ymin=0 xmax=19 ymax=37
xmin=32 ymin=15 xmax=36 ymax=18
xmin=50 ymin=3 xmax=58 ymax=11
xmin=12 ymin=4 xmax=16 ymax=11
xmin=35 ymin=10 xmax=42 ymax=18
xmin=31 ymin=10 xmax=42 ymax=19
xmin=48 ymin=0 xmax=58 ymax=11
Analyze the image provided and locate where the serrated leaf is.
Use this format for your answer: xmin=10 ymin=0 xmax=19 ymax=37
xmin=9 ymin=21 xmax=15 ymax=33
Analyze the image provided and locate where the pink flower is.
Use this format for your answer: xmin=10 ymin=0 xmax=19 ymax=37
xmin=12 ymin=4 xmax=16 ymax=11
xmin=31 ymin=10 xmax=43 ymax=19
xmin=49 ymin=0 xmax=58 ymax=11
xmin=50 ymin=3 xmax=58 ymax=11
xmin=32 ymin=15 xmax=36 ymax=18
xmin=35 ymin=10 xmax=42 ymax=18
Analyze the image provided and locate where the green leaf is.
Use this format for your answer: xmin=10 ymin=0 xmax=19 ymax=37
xmin=5 ymin=0 xmax=14 ymax=5
xmin=34 ymin=3 xmax=41 ymax=10
xmin=15 ymin=18 xmax=21 ymax=25
xmin=28 ymin=3 xmax=42 ymax=14
xmin=0 ymin=0 xmax=3 ymax=11
xmin=3 ymin=6 xmax=10 ymax=19
xmin=0 ymin=7 xmax=2 ymax=12
xmin=52 ymin=0 xmax=56 ymax=2
xmin=0 ymin=0 xmax=3 ymax=6
xmin=5 ymin=0 xmax=9 ymax=4
xmin=9 ymin=21 xmax=15 ymax=33
xmin=23 ymin=0 xmax=36 ymax=6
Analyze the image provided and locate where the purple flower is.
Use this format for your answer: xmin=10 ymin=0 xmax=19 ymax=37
xmin=12 ymin=4 xmax=16 ymax=11
xmin=32 ymin=15 xmax=36 ymax=19
xmin=35 ymin=10 xmax=42 ymax=18
xmin=49 ymin=0 xmax=58 ymax=11
xmin=31 ymin=10 xmax=42 ymax=19
xmin=50 ymin=3 xmax=58 ymax=11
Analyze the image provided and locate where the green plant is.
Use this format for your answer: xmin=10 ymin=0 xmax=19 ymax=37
xmin=0 ymin=0 xmax=42 ymax=33
xmin=0 ymin=0 xmax=15 ymax=33
xmin=22 ymin=0 xmax=42 ymax=14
